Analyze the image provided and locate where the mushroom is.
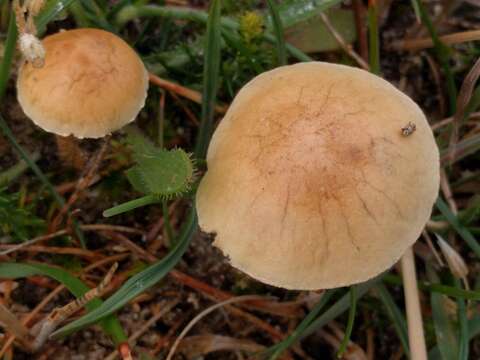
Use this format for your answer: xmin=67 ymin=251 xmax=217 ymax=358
xmin=16 ymin=28 xmax=149 ymax=139
xmin=196 ymin=62 xmax=440 ymax=290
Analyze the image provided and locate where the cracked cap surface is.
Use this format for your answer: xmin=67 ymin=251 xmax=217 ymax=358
xmin=17 ymin=28 xmax=149 ymax=139
xmin=196 ymin=62 xmax=440 ymax=290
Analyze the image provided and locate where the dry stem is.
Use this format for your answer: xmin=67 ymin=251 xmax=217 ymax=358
xmin=401 ymin=247 xmax=427 ymax=360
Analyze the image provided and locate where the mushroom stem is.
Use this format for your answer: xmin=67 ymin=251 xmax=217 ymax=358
xmin=401 ymin=247 xmax=427 ymax=360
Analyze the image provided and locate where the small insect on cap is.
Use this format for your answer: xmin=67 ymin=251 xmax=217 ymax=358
xmin=196 ymin=62 xmax=440 ymax=290
xmin=17 ymin=28 xmax=149 ymax=139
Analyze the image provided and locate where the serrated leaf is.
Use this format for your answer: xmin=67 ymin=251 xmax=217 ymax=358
xmin=123 ymin=127 xmax=194 ymax=198
xmin=128 ymin=148 xmax=194 ymax=198
xmin=126 ymin=166 xmax=150 ymax=194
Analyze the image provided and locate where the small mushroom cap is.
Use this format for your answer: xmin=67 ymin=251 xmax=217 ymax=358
xmin=17 ymin=28 xmax=149 ymax=138
xmin=196 ymin=62 xmax=440 ymax=290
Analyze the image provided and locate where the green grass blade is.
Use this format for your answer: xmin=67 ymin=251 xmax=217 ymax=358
xmin=440 ymin=132 xmax=480 ymax=163
xmin=0 ymin=151 xmax=40 ymax=187
xmin=266 ymin=276 xmax=381 ymax=356
xmin=275 ymin=0 xmax=342 ymax=29
xmin=162 ymin=199 xmax=174 ymax=244
xmin=465 ymin=85 xmax=480 ymax=118
xmin=375 ymin=283 xmax=410 ymax=357
xmin=409 ymin=0 xmax=421 ymax=22
xmin=52 ymin=207 xmax=197 ymax=338
xmin=454 ymin=279 xmax=469 ymax=360
xmin=428 ymin=283 xmax=480 ymax=300
xmin=103 ymin=195 xmax=159 ymax=217
xmin=262 ymin=33 xmax=312 ymax=62
xmin=414 ymin=0 xmax=456 ymax=114
xmin=35 ymin=0 xmax=79 ymax=35
xmin=221 ymin=28 xmax=264 ymax=73
xmin=435 ymin=197 xmax=480 ymax=258
xmin=0 ymin=114 xmax=86 ymax=247
xmin=267 ymin=290 xmax=337 ymax=360
xmin=115 ymin=5 xmax=312 ymax=62
xmin=0 ymin=11 xmax=17 ymax=102
xmin=367 ymin=2 xmax=380 ymax=75
xmin=194 ymin=0 xmax=222 ymax=159
xmin=336 ymin=286 xmax=357 ymax=358
xmin=0 ymin=262 xmax=127 ymax=343
xmin=265 ymin=0 xmax=286 ymax=66
xmin=0 ymin=115 xmax=63 ymax=207
xmin=429 ymin=314 xmax=480 ymax=359
xmin=302 ymin=277 xmax=380 ymax=338
xmin=427 ymin=266 xmax=459 ymax=360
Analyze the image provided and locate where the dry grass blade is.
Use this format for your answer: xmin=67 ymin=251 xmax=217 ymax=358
xmin=320 ymin=322 xmax=368 ymax=360
xmin=448 ymin=57 xmax=480 ymax=164
xmin=352 ymin=0 xmax=368 ymax=62
xmin=166 ymin=295 xmax=270 ymax=360
xmin=436 ymin=234 xmax=469 ymax=288
xmin=392 ymin=29 xmax=480 ymax=51
xmin=179 ymin=335 xmax=265 ymax=359
xmin=0 ymin=244 xmax=99 ymax=258
xmin=0 ymin=255 xmax=125 ymax=357
xmin=0 ymin=224 xmax=142 ymax=256
xmin=319 ymin=12 xmax=370 ymax=71
xmin=31 ymin=262 xmax=118 ymax=351
xmin=0 ymin=229 xmax=69 ymax=256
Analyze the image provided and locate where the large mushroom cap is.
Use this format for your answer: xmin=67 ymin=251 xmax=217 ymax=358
xmin=17 ymin=28 xmax=149 ymax=139
xmin=196 ymin=62 xmax=440 ymax=290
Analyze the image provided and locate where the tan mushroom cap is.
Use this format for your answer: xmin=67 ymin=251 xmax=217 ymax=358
xmin=196 ymin=62 xmax=440 ymax=290
xmin=17 ymin=28 xmax=149 ymax=138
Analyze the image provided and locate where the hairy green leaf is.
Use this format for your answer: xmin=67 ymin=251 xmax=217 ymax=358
xmin=128 ymin=148 xmax=194 ymax=198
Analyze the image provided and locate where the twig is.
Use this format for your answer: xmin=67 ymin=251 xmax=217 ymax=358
xmin=50 ymin=138 xmax=110 ymax=234
xmin=170 ymin=92 xmax=200 ymax=126
xmin=166 ymin=295 xmax=268 ymax=360
xmin=0 ymin=244 xmax=99 ymax=258
xmin=151 ymin=310 xmax=193 ymax=355
xmin=392 ymin=29 xmax=480 ymax=51
xmin=0 ymin=229 xmax=69 ymax=256
xmin=440 ymin=168 xmax=458 ymax=215
xmin=319 ymin=12 xmax=370 ymax=71
xmin=447 ymin=57 xmax=480 ymax=164
xmin=431 ymin=112 xmax=480 ymax=131
xmin=401 ymin=247 xmax=427 ymax=360
xmin=146 ymin=200 xmax=178 ymax=246
xmin=156 ymin=89 xmax=166 ymax=147
xmin=0 ymin=225 xmax=142 ymax=256
xmin=104 ymin=299 xmax=179 ymax=360
xmin=0 ymin=286 xmax=64 ymax=357
xmin=0 ymin=304 xmax=32 ymax=350
xmin=82 ymin=224 xmax=144 ymax=235
xmin=149 ymin=73 xmax=227 ymax=113
xmin=424 ymin=53 xmax=447 ymax=118
xmin=352 ymin=0 xmax=368 ymax=63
